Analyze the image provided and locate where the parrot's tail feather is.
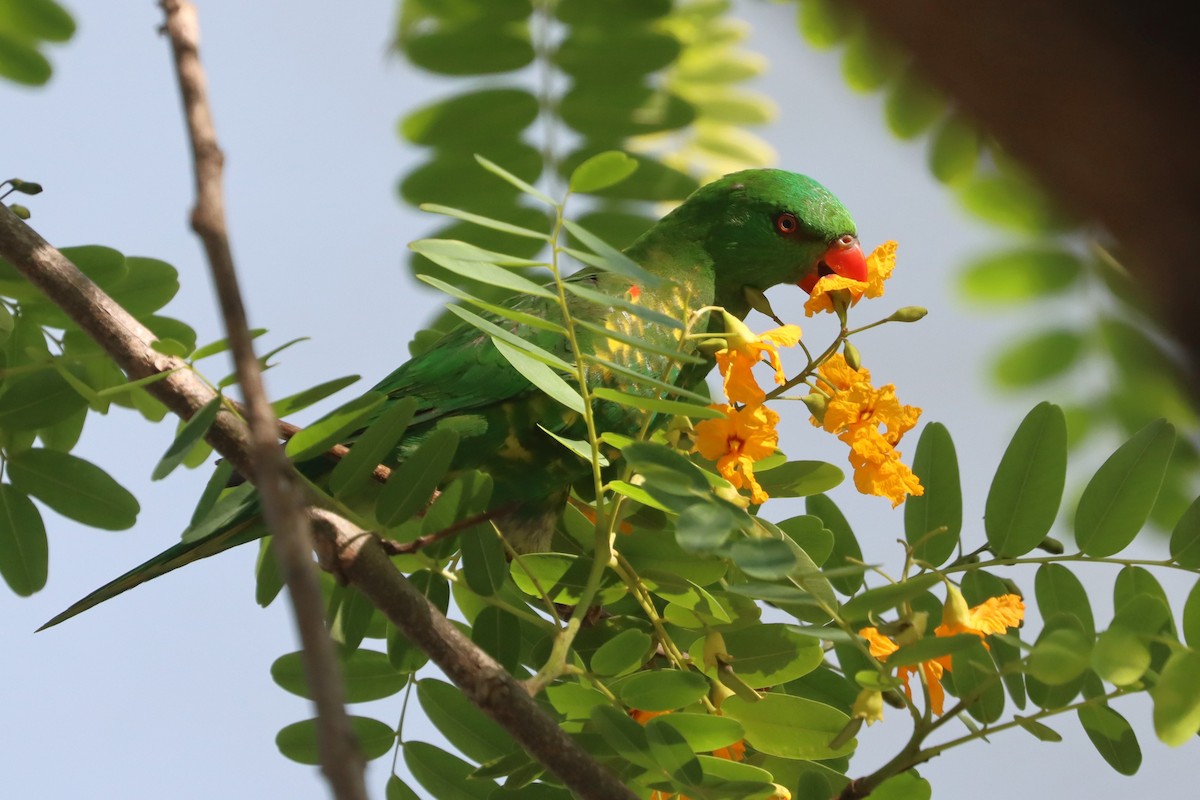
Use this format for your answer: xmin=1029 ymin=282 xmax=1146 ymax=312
xmin=37 ymin=517 xmax=260 ymax=631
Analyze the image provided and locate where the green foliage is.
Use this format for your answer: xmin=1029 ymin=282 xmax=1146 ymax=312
xmin=0 ymin=0 xmax=74 ymax=85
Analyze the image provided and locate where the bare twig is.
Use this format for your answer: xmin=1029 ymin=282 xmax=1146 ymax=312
xmin=379 ymin=505 xmax=516 ymax=556
xmin=158 ymin=2 xmax=366 ymax=797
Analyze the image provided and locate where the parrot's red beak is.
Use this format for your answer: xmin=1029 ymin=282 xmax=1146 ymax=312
xmin=798 ymin=235 xmax=869 ymax=294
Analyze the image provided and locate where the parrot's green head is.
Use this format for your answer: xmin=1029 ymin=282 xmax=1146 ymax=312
xmin=628 ymin=168 xmax=867 ymax=315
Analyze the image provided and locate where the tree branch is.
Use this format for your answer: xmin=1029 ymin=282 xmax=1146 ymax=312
xmin=158 ymin=3 xmax=367 ymax=797
xmin=848 ymin=0 xmax=1200 ymax=382
xmin=0 ymin=134 xmax=635 ymax=800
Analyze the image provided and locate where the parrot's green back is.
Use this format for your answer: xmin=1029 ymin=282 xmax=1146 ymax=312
xmin=41 ymin=169 xmax=860 ymax=629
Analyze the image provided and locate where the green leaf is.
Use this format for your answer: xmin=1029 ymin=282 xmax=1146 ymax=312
xmin=777 ymin=515 xmax=834 ymax=567
xmin=957 ymin=171 xmax=1074 ymax=234
xmin=1079 ymin=704 xmax=1141 ymax=775
xmin=722 ymin=693 xmax=853 ymax=760
xmin=1027 ymin=625 xmax=1092 ymax=686
xmin=271 ymin=649 xmax=407 ymax=703
xmin=276 ymin=716 xmax=393 ymax=765
xmin=187 ymin=328 xmax=267 ymax=361
xmin=1014 ymin=716 xmax=1063 ymax=742
xmin=992 ymin=328 xmax=1086 ymax=389
xmin=404 ymin=23 xmax=533 ymax=76
xmin=591 ymin=387 xmax=720 ymax=420
xmin=702 ymin=624 xmax=824 ymax=686
xmin=959 ymin=247 xmax=1083 ymax=303
xmin=591 ymin=629 xmax=654 ymax=677
xmin=559 ymin=84 xmax=694 ymax=139
xmin=561 ymin=220 xmax=662 ymax=288
xmin=470 ymin=606 xmax=521 ymax=674
xmin=409 ymin=238 xmax=545 ymax=267
xmin=927 ymin=113 xmax=982 ymax=184
xmin=255 ymin=536 xmax=283 ymax=608
xmin=0 ymin=483 xmax=47 ymax=596
xmin=617 ymin=669 xmax=710 ymax=712
xmin=839 ymin=574 xmax=940 ymax=623
xmin=418 ymin=678 xmax=517 ymax=762
xmin=1092 ymin=626 xmax=1151 ymax=687
xmin=1170 ymin=496 xmax=1200 ymax=568
xmin=401 ymin=88 xmax=538 ymax=147
xmin=417 ymin=275 xmax=565 ymax=335
xmin=985 ymin=402 xmax=1067 ymax=557
xmin=807 ymin=494 xmax=863 ymax=595
xmin=283 ymin=392 xmax=385 ymax=461
xmin=951 ymin=637 xmax=1006 ymax=723
xmin=1035 ymin=563 xmax=1094 ymax=636
xmin=623 ymin=442 xmax=710 ymax=496
xmin=376 ymin=427 xmax=459 ymax=528
xmin=491 ymin=337 xmax=585 ymax=414
xmin=420 ymin=203 xmax=550 ymax=240
xmin=0 ymin=32 xmax=51 ymax=85
xmin=386 ymin=775 xmax=422 ymax=800
xmin=404 ymin=741 xmax=495 ymax=800
xmin=644 ymin=717 xmax=703 ymax=786
xmin=418 ymin=252 xmax=557 ymax=299
xmin=107 ymin=256 xmax=179 ymax=316
xmin=569 ymin=151 xmax=639 ymax=194
xmin=445 ymin=308 xmax=572 ymax=375
xmin=1152 ymin=649 xmax=1200 ymax=746
xmin=270 ymin=376 xmax=361 ymax=419
xmin=589 ymin=704 xmax=656 ymax=770
xmin=796 ymin=0 xmax=855 ymax=48
xmin=0 ymin=0 xmax=75 ymax=41
xmin=904 ymin=422 xmax=961 ymax=566
xmin=1075 ymin=419 xmax=1175 ymax=556
xmin=152 ymin=397 xmax=221 ymax=480
xmin=461 ymin=525 xmax=507 ymax=597
xmin=1184 ymin=580 xmax=1200 ymax=649
xmin=729 ymin=538 xmax=797 ymax=580
xmin=509 ymin=553 xmax=625 ymax=605
xmin=7 ymin=448 xmax=138 ymax=530
xmin=0 ymin=368 xmax=89 ymax=431
xmin=675 ymin=502 xmax=738 ymax=552
xmin=884 ymin=67 xmax=945 ymax=139
xmin=474 ymin=153 xmax=557 ymax=207
xmin=754 ymin=460 xmax=843 ymax=498
xmin=840 ymin=23 xmax=902 ymax=92
xmin=651 ymin=713 xmax=743 ymax=754
xmin=328 ymin=396 xmax=417 ymax=497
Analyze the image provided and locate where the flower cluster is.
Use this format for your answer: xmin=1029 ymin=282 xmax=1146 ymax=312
xmin=804 ymin=240 xmax=897 ymax=317
xmin=810 ymin=353 xmax=923 ymax=507
xmin=693 ymin=314 xmax=799 ymax=504
xmin=860 ymin=586 xmax=1025 ymax=717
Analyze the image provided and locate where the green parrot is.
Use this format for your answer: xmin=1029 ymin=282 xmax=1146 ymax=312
xmin=41 ymin=168 xmax=866 ymax=629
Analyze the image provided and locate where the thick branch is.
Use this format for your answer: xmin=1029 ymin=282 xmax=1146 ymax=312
xmin=848 ymin=0 xmax=1200 ymax=380
xmin=158 ymin=3 xmax=366 ymax=797
xmin=0 ymin=183 xmax=634 ymax=800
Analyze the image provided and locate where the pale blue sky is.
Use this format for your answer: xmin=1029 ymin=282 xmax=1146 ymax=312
xmin=2 ymin=2 xmax=1193 ymax=798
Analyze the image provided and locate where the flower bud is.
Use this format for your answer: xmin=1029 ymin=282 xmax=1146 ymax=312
xmin=742 ymin=285 xmax=783 ymax=325
xmin=852 ymin=688 xmax=885 ymax=726
xmin=802 ymin=392 xmax=828 ymax=423
xmin=843 ymin=341 xmax=862 ymax=371
xmin=888 ymin=306 xmax=928 ymax=323
xmin=9 ymin=204 xmax=30 ymax=220
xmin=703 ymin=630 xmax=730 ymax=669
xmin=941 ymin=584 xmax=971 ymax=630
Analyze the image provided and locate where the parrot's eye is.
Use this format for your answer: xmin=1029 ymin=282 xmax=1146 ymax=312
xmin=774 ymin=212 xmax=798 ymax=235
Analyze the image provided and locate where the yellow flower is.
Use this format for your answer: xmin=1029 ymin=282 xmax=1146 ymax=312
xmin=935 ymin=586 xmax=1025 ymax=641
xmin=859 ymin=590 xmax=1024 ymax=717
xmin=713 ymin=312 xmax=802 ymax=405
xmin=860 ymin=625 xmax=946 ymax=716
xmin=803 ymin=241 xmax=898 ymax=317
xmin=810 ymin=353 xmax=923 ymax=506
xmin=842 ymin=427 xmax=924 ymax=508
xmin=694 ymin=403 xmax=779 ymax=504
